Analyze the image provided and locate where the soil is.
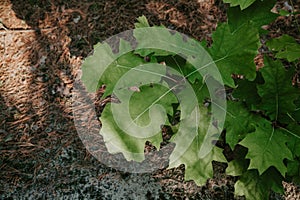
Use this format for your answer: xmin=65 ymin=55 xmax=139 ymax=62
xmin=0 ymin=0 xmax=299 ymax=199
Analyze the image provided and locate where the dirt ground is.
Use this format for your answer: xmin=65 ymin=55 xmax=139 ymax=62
xmin=0 ymin=0 xmax=299 ymax=199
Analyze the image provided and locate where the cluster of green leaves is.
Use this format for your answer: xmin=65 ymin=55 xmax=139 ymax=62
xmin=222 ymin=0 xmax=300 ymax=199
xmin=81 ymin=0 xmax=300 ymax=199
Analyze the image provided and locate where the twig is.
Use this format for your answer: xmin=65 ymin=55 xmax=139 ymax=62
xmin=0 ymin=27 xmax=57 ymax=34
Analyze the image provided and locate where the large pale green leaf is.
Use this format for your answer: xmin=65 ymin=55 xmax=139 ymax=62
xmin=257 ymin=57 xmax=299 ymax=121
xmin=223 ymin=0 xmax=256 ymax=10
xmin=99 ymin=51 xmax=147 ymax=98
xmin=239 ymin=119 xmax=293 ymax=176
xmin=100 ymin=83 xmax=177 ymax=161
xmin=100 ymin=104 xmax=160 ymax=161
xmin=82 ymin=39 xmax=134 ymax=92
xmin=266 ymin=34 xmax=300 ymax=62
xmin=227 ymin=0 xmax=278 ymax=33
xmin=168 ymin=106 xmax=226 ymax=185
xmin=208 ymin=23 xmax=259 ymax=87
xmin=129 ymin=84 xmax=176 ymax=127
xmin=133 ymin=27 xmax=224 ymax=86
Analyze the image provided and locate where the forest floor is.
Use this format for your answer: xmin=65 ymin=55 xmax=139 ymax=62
xmin=0 ymin=0 xmax=300 ymax=199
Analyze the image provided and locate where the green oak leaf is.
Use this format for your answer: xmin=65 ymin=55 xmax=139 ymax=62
xmin=235 ymin=168 xmax=284 ymax=200
xmin=100 ymin=51 xmax=147 ymax=98
xmin=180 ymin=63 xmax=222 ymax=111
xmin=263 ymin=167 xmax=285 ymax=194
xmin=208 ymin=23 xmax=259 ymax=87
xmin=227 ymin=158 xmax=250 ymax=177
xmin=100 ymin=84 xmax=177 ymax=161
xmin=82 ymin=39 xmax=134 ymax=92
xmin=225 ymin=101 xmax=256 ymax=149
xmin=257 ymin=57 xmax=299 ymax=121
xmin=133 ymin=27 xmax=224 ymax=85
xmin=226 ymin=145 xmax=250 ymax=176
xmin=227 ymin=0 xmax=278 ymax=33
xmin=168 ymin=105 xmax=226 ymax=185
xmin=287 ymin=137 xmax=300 ymax=157
xmin=100 ymin=104 xmax=161 ymax=161
xmin=278 ymin=123 xmax=300 ymax=184
xmin=239 ymin=119 xmax=293 ymax=176
xmin=129 ymin=84 xmax=177 ymax=127
xmin=285 ymin=123 xmax=300 ymax=157
xmin=266 ymin=34 xmax=300 ymax=62
xmin=184 ymin=144 xmax=225 ymax=185
xmin=235 ymin=170 xmax=268 ymax=200
xmin=134 ymin=15 xmax=150 ymax=28
xmin=164 ymin=54 xmax=188 ymax=77
xmin=287 ymin=159 xmax=300 ymax=184
xmin=182 ymin=62 xmax=202 ymax=84
xmin=233 ymin=72 xmax=263 ymax=108
xmin=223 ymin=0 xmax=256 ymax=10
xmin=190 ymin=77 xmax=210 ymax=105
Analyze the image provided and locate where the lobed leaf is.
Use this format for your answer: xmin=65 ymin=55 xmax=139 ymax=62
xmin=235 ymin=168 xmax=284 ymax=200
xmin=99 ymin=51 xmax=147 ymax=98
xmin=208 ymin=23 xmax=259 ymax=87
xmin=81 ymin=39 xmax=134 ymax=92
xmin=133 ymin=27 xmax=224 ymax=85
xmin=235 ymin=170 xmax=268 ymax=200
xmin=285 ymin=123 xmax=300 ymax=157
xmin=266 ymin=34 xmax=300 ymax=62
xmin=224 ymin=101 xmax=256 ymax=149
xmin=286 ymin=159 xmax=300 ymax=184
xmin=257 ymin=57 xmax=299 ymax=121
xmin=233 ymin=72 xmax=263 ymax=108
xmin=100 ymin=83 xmax=177 ymax=161
xmin=226 ymin=145 xmax=249 ymax=176
xmin=223 ymin=0 xmax=256 ymax=10
xmin=227 ymin=0 xmax=278 ymax=33
xmin=239 ymin=119 xmax=293 ymax=176
xmin=168 ymin=106 xmax=226 ymax=185
xmin=134 ymin=15 xmax=150 ymax=28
